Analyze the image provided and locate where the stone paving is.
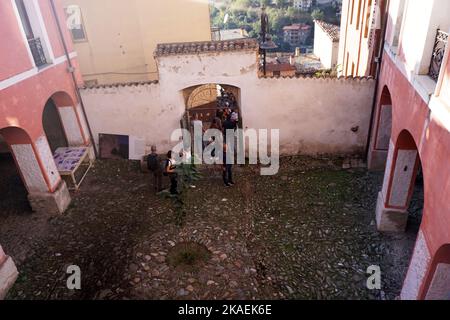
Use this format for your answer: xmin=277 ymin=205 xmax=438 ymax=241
xmin=0 ymin=156 xmax=422 ymax=300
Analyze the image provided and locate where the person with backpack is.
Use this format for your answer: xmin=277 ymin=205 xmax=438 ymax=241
xmin=147 ymin=145 xmax=163 ymax=193
xmin=165 ymin=150 xmax=178 ymax=195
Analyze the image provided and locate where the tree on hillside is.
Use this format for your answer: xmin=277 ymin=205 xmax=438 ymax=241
xmin=274 ymin=0 xmax=290 ymax=9
xmin=260 ymin=0 xmax=272 ymax=7
xmin=311 ymin=9 xmax=325 ymax=21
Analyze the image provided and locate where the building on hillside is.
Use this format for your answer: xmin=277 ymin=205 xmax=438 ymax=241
xmin=283 ymin=23 xmax=312 ymax=47
xmin=338 ymin=0 xmax=387 ymax=77
xmin=61 ymin=0 xmax=212 ymax=85
xmin=0 ymin=0 xmax=92 ymax=299
xmin=211 ymin=28 xmax=249 ymax=41
xmin=363 ymin=0 xmax=450 ymax=299
xmin=264 ymin=62 xmax=297 ymax=77
xmin=294 ymin=0 xmax=313 ymax=12
xmin=313 ymin=20 xmax=340 ymax=69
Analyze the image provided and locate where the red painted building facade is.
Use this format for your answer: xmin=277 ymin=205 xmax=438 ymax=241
xmin=367 ymin=0 xmax=450 ymax=299
xmin=0 ymin=0 xmax=90 ymax=298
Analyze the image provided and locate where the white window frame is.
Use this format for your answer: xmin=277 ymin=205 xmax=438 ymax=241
xmin=11 ymin=0 xmax=55 ymax=67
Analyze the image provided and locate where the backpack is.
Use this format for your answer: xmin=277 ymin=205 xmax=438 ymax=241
xmin=147 ymin=154 xmax=159 ymax=172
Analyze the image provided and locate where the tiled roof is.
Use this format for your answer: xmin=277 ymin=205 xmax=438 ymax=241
xmin=80 ymin=80 xmax=159 ymax=89
xmin=266 ymin=63 xmax=296 ymax=72
xmin=283 ymin=23 xmax=312 ymax=31
xmin=315 ymin=20 xmax=340 ymax=42
xmin=155 ymin=39 xmax=259 ymax=57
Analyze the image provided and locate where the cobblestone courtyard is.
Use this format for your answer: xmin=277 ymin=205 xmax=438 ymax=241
xmin=0 ymin=156 xmax=422 ymax=300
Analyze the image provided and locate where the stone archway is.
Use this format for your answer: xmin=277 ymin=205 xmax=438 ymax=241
xmin=45 ymin=91 xmax=87 ymax=148
xmin=422 ymin=244 xmax=450 ymax=300
xmin=368 ymin=85 xmax=393 ymax=170
xmin=376 ymin=129 xmax=423 ymax=233
xmin=183 ymin=84 xmax=241 ymax=127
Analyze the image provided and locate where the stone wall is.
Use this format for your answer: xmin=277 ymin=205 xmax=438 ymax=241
xmin=80 ymin=47 xmax=375 ymax=159
xmin=80 ymin=75 xmax=374 ymax=158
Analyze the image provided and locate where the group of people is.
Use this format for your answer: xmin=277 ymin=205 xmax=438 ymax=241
xmin=146 ymin=106 xmax=240 ymax=195
xmin=147 ymin=145 xmax=189 ymax=196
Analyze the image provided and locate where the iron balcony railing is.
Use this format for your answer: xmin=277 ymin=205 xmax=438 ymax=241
xmin=428 ymin=29 xmax=448 ymax=81
xmin=28 ymin=37 xmax=47 ymax=67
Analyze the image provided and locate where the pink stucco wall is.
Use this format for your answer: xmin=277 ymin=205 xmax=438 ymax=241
xmin=377 ymin=50 xmax=450 ymax=299
xmin=0 ymin=0 xmax=34 ymax=81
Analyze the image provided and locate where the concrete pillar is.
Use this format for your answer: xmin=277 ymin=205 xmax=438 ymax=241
xmin=58 ymin=105 xmax=86 ymax=146
xmin=375 ymin=140 xmax=419 ymax=232
xmin=0 ymin=245 xmax=18 ymax=300
xmin=9 ymin=135 xmax=71 ymax=215
xmin=26 ymin=135 xmax=71 ymax=215
xmin=401 ymin=230 xmax=431 ymax=300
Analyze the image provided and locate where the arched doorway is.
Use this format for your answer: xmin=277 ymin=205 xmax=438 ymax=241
xmin=0 ymin=128 xmax=33 ymax=214
xmin=421 ymin=244 xmax=450 ymax=300
xmin=376 ymin=130 xmax=423 ymax=233
xmin=43 ymin=98 xmax=68 ymax=153
xmin=376 ymin=130 xmax=428 ymax=299
xmin=183 ymin=83 xmax=241 ymax=127
xmin=368 ymin=86 xmax=393 ymax=170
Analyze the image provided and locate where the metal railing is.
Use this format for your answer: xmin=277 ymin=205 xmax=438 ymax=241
xmin=428 ymin=29 xmax=448 ymax=81
xmin=28 ymin=37 xmax=47 ymax=67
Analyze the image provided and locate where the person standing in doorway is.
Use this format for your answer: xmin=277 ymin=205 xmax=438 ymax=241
xmin=147 ymin=145 xmax=163 ymax=193
xmin=165 ymin=151 xmax=178 ymax=195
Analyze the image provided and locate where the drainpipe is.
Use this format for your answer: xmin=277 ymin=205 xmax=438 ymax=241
xmin=365 ymin=0 xmax=390 ymax=160
xmin=49 ymin=0 xmax=98 ymax=158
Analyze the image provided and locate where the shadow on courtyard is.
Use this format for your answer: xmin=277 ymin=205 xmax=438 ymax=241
xmin=2 ymin=157 xmax=421 ymax=300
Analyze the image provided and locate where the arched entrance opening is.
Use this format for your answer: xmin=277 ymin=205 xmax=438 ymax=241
xmin=43 ymin=98 xmax=68 ymax=153
xmin=376 ymin=130 xmax=427 ymax=298
xmin=421 ymin=244 xmax=450 ymax=300
xmin=183 ymin=84 xmax=242 ymax=128
xmin=369 ymin=85 xmax=393 ymax=170
xmin=376 ymin=129 xmax=423 ymax=232
xmin=0 ymin=127 xmax=35 ymax=215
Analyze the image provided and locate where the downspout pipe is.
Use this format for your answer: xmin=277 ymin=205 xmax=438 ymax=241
xmin=365 ymin=0 xmax=390 ymax=160
xmin=49 ymin=0 xmax=98 ymax=158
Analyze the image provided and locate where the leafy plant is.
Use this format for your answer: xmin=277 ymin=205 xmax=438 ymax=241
xmin=161 ymin=156 xmax=201 ymax=226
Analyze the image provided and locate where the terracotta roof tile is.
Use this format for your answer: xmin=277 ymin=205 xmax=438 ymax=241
xmin=314 ymin=20 xmax=340 ymax=42
xmin=155 ymin=39 xmax=259 ymax=57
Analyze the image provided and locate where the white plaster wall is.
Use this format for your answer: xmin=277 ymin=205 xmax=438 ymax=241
xmin=76 ymin=104 xmax=90 ymax=143
xmin=389 ymin=149 xmax=418 ymax=207
xmin=246 ymin=77 xmax=375 ymax=155
xmin=80 ymin=82 xmax=178 ymax=155
xmin=35 ymin=135 xmax=60 ymax=189
xmin=81 ymin=50 xmax=375 ymax=158
xmin=375 ymin=104 xmax=392 ymax=150
xmin=382 ymin=141 xmax=395 ymax=200
xmin=59 ymin=106 xmax=84 ymax=146
xmin=11 ymin=144 xmax=48 ymax=193
xmin=314 ymin=24 xmax=339 ymax=69
xmin=399 ymin=0 xmax=450 ymax=75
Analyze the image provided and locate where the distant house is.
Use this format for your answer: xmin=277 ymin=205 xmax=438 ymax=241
xmin=283 ymin=24 xmax=312 ymax=47
xmin=313 ymin=20 xmax=340 ymax=69
xmin=265 ymin=62 xmax=297 ymax=77
xmin=293 ymin=0 xmax=313 ymax=12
